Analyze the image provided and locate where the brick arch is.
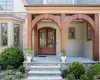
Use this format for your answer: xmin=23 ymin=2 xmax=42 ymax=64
xmin=32 ymin=14 xmax=61 ymax=30
xmin=65 ymin=14 xmax=95 ymax=30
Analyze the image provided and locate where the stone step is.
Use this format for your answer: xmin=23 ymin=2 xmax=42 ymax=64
xmin=30 ymin=66 xmax=60 ymax=71
xmin=28 ymin=76 xmax=62 ymax=80
xmin=28 ymin=71 xmax=61 ymax=76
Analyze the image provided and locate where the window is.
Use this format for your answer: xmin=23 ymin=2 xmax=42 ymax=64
xmin=14 ymin=24 xmax=20 ymax=46
xmin=1 ymin=23 xmax=8 ymax=46
xmin=87 ymin=23 xmax=92 ymax=41
xmin=0 ymin=0 xmax=13 ymax=10
xmin=68 ymin=27 xmax=75 ymax=39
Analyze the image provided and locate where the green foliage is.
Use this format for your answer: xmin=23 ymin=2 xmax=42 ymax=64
xmin=80 ymin=74 xmax=88 ymax=80
xmin=25 ymin=48 xmax=33 ymax=56
xmin=0 ymin=66 xmax=1 ymax=70
xmin=69 ymin=62 xmax=85 ymax=79
xmin=61 ymin=50 xmax=66 ymax=56
xmin=4 ymin=75 xmax=13 ymax=80
xmin=67 ymin=73 xmax=75 ymax=80
xmin=87 ymin=64 xmax=100 ymax=80
xmin=7 ymin=65 xmax=14 ymax=70
xmin=61 ymin=69 xmax=69 ymax=78
xmin=0 ymin=46 xmax=24 ymax=69
xmin=94 ymin=75 xmax=100 ymax=80
xmin=16 ymin=71 xmax=23 ymax=78
xmin=18 ymin=65 xmax=25 ymax=74
xmin=5 ymin=70 xmax=13 ymax=75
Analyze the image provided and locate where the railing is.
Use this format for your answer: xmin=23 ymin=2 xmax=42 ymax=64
xmin=26 ymin=0 xmax=100 ymax=5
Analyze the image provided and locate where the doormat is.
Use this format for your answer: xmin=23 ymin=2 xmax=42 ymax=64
xmin=39 ymin=55 xmax=46 ymax=57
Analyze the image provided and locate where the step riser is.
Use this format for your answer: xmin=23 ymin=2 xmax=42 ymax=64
xmin=30 ymin=64 xmax=59 ymax=66
xmin=28 ymin=79 xmax=62 ymax=80
xmin=29 ymin=74 xmax=61 ymax=76
xmin=30 ymin=68 xmax=60 ymax=71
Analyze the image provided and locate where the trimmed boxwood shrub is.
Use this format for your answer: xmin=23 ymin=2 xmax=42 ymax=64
xmin=0 ymin=46 xmax=24 ymax=69
xmin=87 ymin=63 xmax=100 ymax=80
xmin=80 ymin=74 xmax=88 ymax=80
xmin=18 ymin=65 xmax=25 ymax=74
xmin=69 ymin=62 xmax=85 ymax=79
xmin=0 ymin=66 xmax=2 ymax=71
xmin=61 ymin=69 xmax=69 ymax=78
xmin=67 ymin=73 xmax=75 ymax=80
xmin=7 ymin=65 xmax=14 ymax=70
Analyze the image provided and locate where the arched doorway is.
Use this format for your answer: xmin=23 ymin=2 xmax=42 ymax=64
xmin=38 ymin=27 xmax=56 ymax=55
xmin=64 ymin=14 xmax=99 ymax=61
xmin=29 ymin=14 xmax=61 ymax=56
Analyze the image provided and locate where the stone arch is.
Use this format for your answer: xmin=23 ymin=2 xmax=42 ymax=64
xmin=32 ymin=14 xmax=61 ymax=31
xmin=65 ymin=14 xmax=95 ymax=30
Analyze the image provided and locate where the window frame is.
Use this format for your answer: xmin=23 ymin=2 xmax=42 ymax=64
xmin=1 ymin=23 xmax=8 ymax=46
xmin=13 ymin=24 xmax=20 ymax=46
xmin=0 ymin=0 xmax=13 ymax=10
xmin=86 ymin=23 xmax=92 ymax=41
xmin=68 ymin=27 xmax=75 ymax=39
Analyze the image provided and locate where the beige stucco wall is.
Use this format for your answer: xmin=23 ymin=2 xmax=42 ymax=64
xmin=84 ymin=22 xmax=93 ymax=60
xmin=0 ymin=18 xmax=24 ymax=53
xmin=66 ymin=21 xmax=85 ymax=57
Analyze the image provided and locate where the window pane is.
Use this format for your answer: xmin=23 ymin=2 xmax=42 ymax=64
xmin=14 ymin=24 xmax=20 ymax=46
xmin=1 ymin=23 xmax=8 ymax=46
xmin=0 ymin=0 xmax=13 ymax=10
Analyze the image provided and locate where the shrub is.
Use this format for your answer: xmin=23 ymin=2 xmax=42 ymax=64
xmin=7 ymin=65 xmax=14 ymax=70
xmin=16 ymin=72 xmax=23 ymax=78
xmin=0 ymin=67 xmax=1 ymax=71
xmin=94 ymin=75 xmax=100 ymax=80
xmin=69 ymin=62 xmax=85 ymax=79
xmin=80 ymin=74 xmax=88 ymax=80
xmin=61 ymin=69 xmax=69 ymax=78
xmin=18 ymin=65 xmax=25 ymax=74
xmin=87 ymin=63 xmax=100 ymax=80
xmin=67 ymin=73 xmax=75 ymax=80
xmin=5 ymin=70 xmax=13 ymax=75
xmin=0 ymin=46 xmax=24 ymax=69
xmin=4 ymin=75 xmax=13 ymax=80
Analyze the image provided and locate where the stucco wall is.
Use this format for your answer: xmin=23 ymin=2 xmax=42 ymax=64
xmin=66 ymin=21 xmax=85 ymax=57
xmin=84 ymin=22 xmax=93 ymax=60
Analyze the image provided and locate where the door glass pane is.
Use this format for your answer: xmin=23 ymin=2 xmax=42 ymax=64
xmin=48 ymin=30 xmax=54 ymax=47
xmin=40 ymin=30 xmax=46 ymax=47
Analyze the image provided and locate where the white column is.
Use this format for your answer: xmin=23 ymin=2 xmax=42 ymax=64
xmin=99 ymin=13 xmax=100 ymax=61
xmin=43 ymin=0 xmax=47 ymax=4
xmin=8 ymin=21 xmax=14 ymax=46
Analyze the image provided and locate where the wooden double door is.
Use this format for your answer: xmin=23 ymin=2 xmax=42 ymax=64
xmin=38 ymin=27 xmax=56 ymax=55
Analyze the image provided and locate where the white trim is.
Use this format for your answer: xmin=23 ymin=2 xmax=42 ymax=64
xmin=8 ymin=21 xmax=13 ymax=46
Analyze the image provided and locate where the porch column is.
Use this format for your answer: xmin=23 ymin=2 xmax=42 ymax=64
xmin=28 ymin=13 xmax=32 ymax=49
xmin=34 ymin=26 xmax=37 ymax=56
xmin=93 ymin=13 xmax=99 ymax=61
xmin=61 ymin=14 xmax=66 ymax=51
xmin=8 ymin=20 xmax=13 ymax=46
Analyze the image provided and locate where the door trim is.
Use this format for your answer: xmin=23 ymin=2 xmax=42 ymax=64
xmin=38 ymin=27 xmax=56 ymax=55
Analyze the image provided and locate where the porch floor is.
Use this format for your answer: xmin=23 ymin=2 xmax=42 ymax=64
xmin=32 ymin=56 xmax=95 ymax=63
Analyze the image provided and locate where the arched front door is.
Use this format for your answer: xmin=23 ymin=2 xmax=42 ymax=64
xmin=38 ymin=27 xmax=56 ymax=55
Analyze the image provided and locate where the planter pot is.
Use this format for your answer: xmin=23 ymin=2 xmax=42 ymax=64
xmin=26 ymin=56 xmax=32 ymax=62
xmin=61 ymin=56 xmax=66 ymax=62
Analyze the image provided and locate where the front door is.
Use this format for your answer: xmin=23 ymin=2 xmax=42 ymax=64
xmin=38 ymin=27 xmax=56 ymax=55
